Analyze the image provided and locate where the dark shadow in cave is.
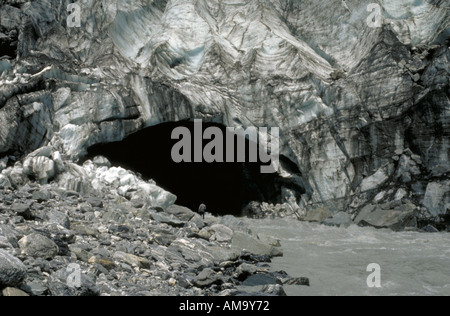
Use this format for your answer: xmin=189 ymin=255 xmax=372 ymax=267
xmin=0 ymin=34 xmax=18 ymax=59
xmin=86 ymin=121 xmax=294 ymax=216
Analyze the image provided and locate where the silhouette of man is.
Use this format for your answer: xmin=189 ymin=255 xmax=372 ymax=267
xmin=198 ymin=203 xmax=206 ymax=220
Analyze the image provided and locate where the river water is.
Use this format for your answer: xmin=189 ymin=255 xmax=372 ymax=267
xmin=243 ymin=218 xmax=450 ymax=296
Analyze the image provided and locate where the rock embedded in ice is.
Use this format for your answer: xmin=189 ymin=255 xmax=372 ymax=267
xmin=360 ymin=164 xmax=394 ymax=193
xmin=423 ymin=182 xmax=450 ymax=217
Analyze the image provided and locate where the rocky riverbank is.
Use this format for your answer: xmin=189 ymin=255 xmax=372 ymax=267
xmin=0 ymin=155 xmax=309 ymax=296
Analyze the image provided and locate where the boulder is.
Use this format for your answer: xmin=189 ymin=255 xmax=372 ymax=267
xmin=423 ymin=182 xmax=450 ymax=217
xmin=165 ymin=205 xmax=196 ymax=222
xmin=422 ymin=225 xmax=439 ymax=233
xmin=189 ymin=213 xmax=206 ymax=230
xmin=166 ymin=238 xmax=215 ymax=269
xmin=18 ymin=233 xmax=59 ymax=260
xmin=355 ymin=203 xmax=417 ymax=231
xmin=194 ymin=268 xmax=223 ymax=288
xmin=219 ymin=215 xmax=251 ymax=234
xmin=0 ymin=250 xmax=27 ymax=287
xmin=234 ymin=263 xmax=259 ymax=280
xmin=231 ymin=232 xmax=282 ymax=257
xmin=209 ymin=224 xmax=234 ymax=242
xmin=283 ymin=277 xmax=310 ymax=286
xmin=150 ymin=212 xmax=185 ymax=228
xmin=0 ymin=224 xmax=21 ymax=245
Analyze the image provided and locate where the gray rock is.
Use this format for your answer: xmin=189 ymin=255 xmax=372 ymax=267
xmin=47 ymin=268 xmax=99 ymax=297
xmin=71 ymin=223 xmax=99 ymax=237
xmin=394 ymin=188 xmax=408 ymax=201
xmin=165 ymin=205 xmax=196 ymax=222
xmin=235 ymin=263 xmax=259 ymax=280
xmin=422 ymin=225 xmax=439 ymax=233
xmin=261 ymin=284 xmax=287 ymax=296
xmin=32 ymin=189 xmax=51 ymax=202
xmin=209 ymin=224 xmax=234 ymax=242
xmin=46 ymin=210 xmax=71 ymax=229
xmin=25 ymin=281 xmax=48 ymax=296
xmin=356 ymin=203 xmax=417 ymax=231
xmin=194 ymin=268 xmax=223 ymax=288
xmin=11 ymin=203 xmax=33 ymax=220
xmin=0 ymin=174 xmax=11 ymax=188
xmin=68 ymin=246 xmax=91 ymax=263
xmin=2 ymin=287 xmax=29 ymax=297
xmin=7 ymin=165 xmax=27 ymax=187
xmin=113 ymin=251 xmax=151 ymax=269
xmin=88 ymin=256 xmax=116 ymax=271
xmin=0 ymin=236 xmax=14 ymax=250
xmin=204 ymin=244 xmax=240 ymax=263
xmin=0 ymin=224 xmax=21 ymax=242
xmin=87 ymin=197 xmax=104 ymax=208
xmin=256 ymin=234 xmax=282 ymax=247
xmin=220 ymin=216 xmax=251 ymax=234
xmin=18 ymin=233 xmax=59 ymax=260
xmin=355 ymin=205 xmax=377 ymax=224
xmin=283 ymin=277 xmax=310 ymax=286
xmin=150 ymin=212 xmax=185 ymax=228
xmin=166 ymin=238 xmax=215 ymax=269
xmin=189 ymin=214 xmax=206 ymax=230
xmin=0 ymin=250 xmax=27 ymax=287
xmin=231 ymin=232 xmax=282 ymax=257
xmin=423 ymin=182 xmax=450 ymax=217
xmin=151 ymin=230 xmax=177 ymax=247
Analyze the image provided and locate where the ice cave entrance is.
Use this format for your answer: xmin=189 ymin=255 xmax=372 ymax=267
xmin=86 ymin=121 xmax=284 ymax=216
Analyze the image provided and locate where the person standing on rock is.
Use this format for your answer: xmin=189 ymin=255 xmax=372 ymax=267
xmin=198 ymin=203 xmax=207 ymax=220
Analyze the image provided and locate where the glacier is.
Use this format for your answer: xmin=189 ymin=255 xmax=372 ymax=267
xmin=0 ymin=0 xmax=449 ymax=225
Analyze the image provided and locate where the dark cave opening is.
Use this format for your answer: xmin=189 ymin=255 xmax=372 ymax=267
xmin=86 ymin=121 xmax=291 ymax=216
xmin=0 ymin=33 xmax=18 ymax=59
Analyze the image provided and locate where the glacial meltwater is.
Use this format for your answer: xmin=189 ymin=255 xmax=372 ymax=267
xmin=243 ymin=218 xmax=450 ymax=296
